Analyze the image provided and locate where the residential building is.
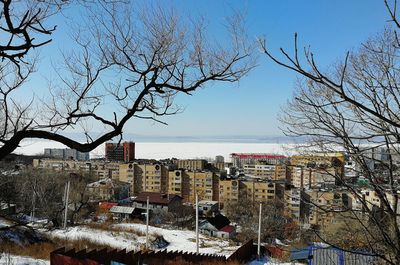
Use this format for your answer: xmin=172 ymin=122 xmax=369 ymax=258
xmin=187 ymin=171 xmax=219 ymax=203
xmin=168 ymin=169 xmax=190 ymax=200
xmin=230 ymin=153 xmax=286 ymax=168
xmin=284 ymin=188 xmax=310 ymax=222
xmin=199 ymin=213 xmax=235 ymax=239
xmin=306 ymin=190 xmax=345 ymax=227
xmin=290 ymin=153 xmax=345 ymax=179
xmin=173 ymin=159 xmax=207 ymax=171
xmin=243 ymin=163 xmax=288 ymax=181
xmin=130 ymin=164 xmax=168 ymax=195
xmin=218 ymin=179 xmax=240 ymax=208
xmin=119 ymin=163 xmax=135 ymax=183
xmin=86 ymin=178 xmax=115 ymax=202
xmin=167 ymin=170 xmax=219 ymax=204
xmin=215 ymin=156 xmax=224 ymax=163
xmin=132 ymin=192 xmax=183 ymax=212
xmin=240 ymin=179 xmax=284 ymax=204
xmin=105 ymin=141 xmax=135 ymax=162
xmin=44 ymin=148 xmax=90 ymax=161
xmin=289 ymin=166 xmax=336 ymax=189
xmin=32 ymin=159 xmax=120 ymax=179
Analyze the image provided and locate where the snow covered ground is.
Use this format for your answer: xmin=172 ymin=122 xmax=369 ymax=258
xmin=0 ymin=254 xmax=49 ymax=265
xmin=0 ymin=218 xmax=14 ymax=229
xmin=47 ymin=223 xmax=238 ymax=257
xmin=1 ymin=222 xmax=300 ymax=264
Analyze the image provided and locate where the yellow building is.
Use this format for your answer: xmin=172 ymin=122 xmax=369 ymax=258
xmin=218 ymin=179 xmax=240 ymax=208
xmin=306 ymin=190 xmax=344 ymax=227
xmin=240 ymin=179 xmax=284 ymax=203
xmin=168 ymin=170 xmax=190 ymax=201
xmin=289 ymin=166 xmax=337 ymax=189
xmin=119 ymin=163 xmax=138 ymax=183
xmin=173 ymin=159 xmax=207 ymax=171
xmin=187 ymin=171 xmax=219 ymax=203
xmin=243 ymin=163 xmax=288 ymax=181
xmin=290 ymin=153 xmax=345 ymax=179
xmin=167 ymin=169 xmax=219 ymax=204
xmin=130 ymin=164 xmax=168 ymax=195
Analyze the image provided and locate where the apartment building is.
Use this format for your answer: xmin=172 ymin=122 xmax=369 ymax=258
xmin=289 ymin=166 xmax=337 ymax=189
xmin=86 ymin=178 xmax=115 ymax=202
xmin=119 ymin=163 xmax=135 ymax=183
xmin=284 ymin=189 xmax=310 ymax=222
xmin=218 ymin=179 xmax=240 ymax=208
xmin=240 ymin=179 xmax=284 ymax=204
xmin=231 ymin=153 xmax=286 ymax=168
xmin=44 ymin=148 xmax=89 ymax=161
xmin=32 ymin=159 xmax=120 ymax=179
xmin=306 ymin=190 xmax=345 ymax=227
xmin=173 ymin=159 xmax=207 ymax=171
xmin=243 ymin=163 xmax=288 ymax=181
xmin=130 ymin=164 xmax=168 ymax=195
xmin=168 ymin=170 xmax=190 ymax=201
xmin=167 ymin=170 xmax=218 ymax=203
xmin=290 ymin=153 xmax=345 ymax=178
xmin=187 ymin=171 xmax=219 ymax=203
xmin=105 ymin=142 xmax=135 ymax=162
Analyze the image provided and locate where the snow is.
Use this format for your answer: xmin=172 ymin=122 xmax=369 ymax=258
xmin=14 ymin=140 xmax=298 ymax=161
xmin=47 ymin=223 xmax=238 ymax=257
xmin=0 ymin=217 xmax=14 ymax=229
xmin=0 ymin=254 xmax=49 ymax=265
xmin=114 ymin=223 xmax=238 ymax=256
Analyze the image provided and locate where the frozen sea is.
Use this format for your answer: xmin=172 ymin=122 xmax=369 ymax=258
xmin=14 ymin=140 xmax=300 ymax=162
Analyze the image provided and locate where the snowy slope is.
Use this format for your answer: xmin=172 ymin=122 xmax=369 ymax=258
xmin=47 ymin=223 xmax=238 ymax=257
xmin=0 ymin=254 xmax=49 ymax=265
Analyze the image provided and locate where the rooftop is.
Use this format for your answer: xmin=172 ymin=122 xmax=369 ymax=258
xmin=134 ymin=192 xmax=182 ymax=205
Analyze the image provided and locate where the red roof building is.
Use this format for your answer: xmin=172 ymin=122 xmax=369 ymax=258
xmin=133 ymin=192 xmax=183 ymax=212
xmin=230 ymin=153 xmax=286 ymax=168
xmin=220 ymin=225 xmax=235 ymax=234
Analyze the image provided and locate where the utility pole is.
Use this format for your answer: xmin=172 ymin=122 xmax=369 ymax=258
xmin=146 ymin=196 xmax=149 ymax=249
xmin=196 ymin=193 xmax=199 ymax=254
xmin=257 ymin=202 xmax=262 ymax=258
xmin=63 ymin=180 xmax=70 ymax=229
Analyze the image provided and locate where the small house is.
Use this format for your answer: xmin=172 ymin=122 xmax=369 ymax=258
xmin=199 ymin=213 xmax=236 ymax=239
xmin=132 ymin=192 xmax=183 ymax=212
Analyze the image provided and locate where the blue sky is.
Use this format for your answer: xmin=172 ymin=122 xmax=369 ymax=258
xmin=31 ymin=1 xmax=391 ymax=141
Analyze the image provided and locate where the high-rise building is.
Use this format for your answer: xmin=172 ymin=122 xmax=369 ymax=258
xmin=105 ymin=142 xmax=135 ymax=162
xmin=167 ymin=169 xmax=218 ymax=203
xmin=44 ymin=148 xmax=89 ymax=161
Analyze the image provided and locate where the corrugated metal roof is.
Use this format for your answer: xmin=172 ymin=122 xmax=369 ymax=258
xmin=291 ymin=247 xmax=376 ymax=265
xmin=110 ymin=206 xmax=135 ymax=214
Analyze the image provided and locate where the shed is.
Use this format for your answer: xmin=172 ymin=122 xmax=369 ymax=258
xmin=109 ymin=206 xmax=135 ymax=221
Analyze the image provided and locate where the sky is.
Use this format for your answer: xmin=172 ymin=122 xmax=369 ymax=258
xmin=25 ymin=0 xmax=391 ymax=142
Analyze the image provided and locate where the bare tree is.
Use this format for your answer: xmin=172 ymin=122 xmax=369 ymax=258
xmin=0 ymin=1 xmax=253 ymax=160
xmin=224 ymin=196 xmax=294 ymax=243
xmin=260 ymin=1 xmax=400 ymax=264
